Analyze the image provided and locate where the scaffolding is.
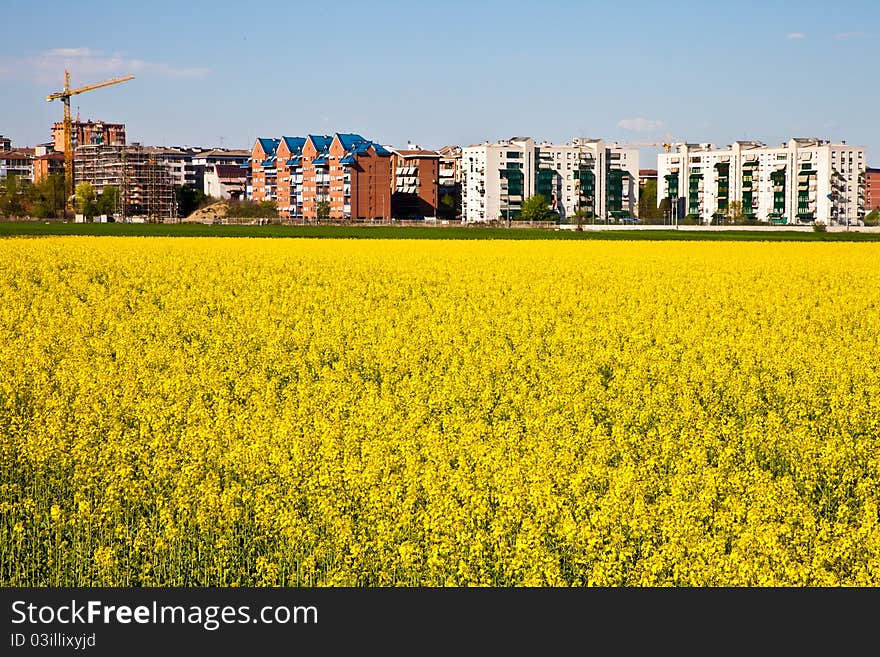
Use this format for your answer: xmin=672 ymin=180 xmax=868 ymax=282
xmin=75 ymin=143 xmax=177 ymax=221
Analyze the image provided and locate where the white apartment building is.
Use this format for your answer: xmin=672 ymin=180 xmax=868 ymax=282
xmin=657 ymin=138 xmax=866 ymax=225
xmin=461 ymin=137 xmax=639 ymax=223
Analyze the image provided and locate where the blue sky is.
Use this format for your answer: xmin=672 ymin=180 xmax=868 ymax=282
xmin=1 ymin=0 xmax=877 ymax=165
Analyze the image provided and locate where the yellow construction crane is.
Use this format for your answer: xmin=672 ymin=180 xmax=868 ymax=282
xmin=46 ymin=69 xmax=134 ymax=211
xmin=613 ymin=133 xmax=678 ymax=152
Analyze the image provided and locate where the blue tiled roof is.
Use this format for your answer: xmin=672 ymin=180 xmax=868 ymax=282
xmin=339 ymin=154 xmax=356 ymax=165
xmin=261 ymin=157 xmax=276 ymax=167
xmin=286 ymin=156 xmax=302 ymax=166
xmin=312 ymin=156 xmax=328 ymax=166
xmin=257 ymin=138 xmax=280 ymax=156
xmin=336 ymin=133 xmax=367 ymax=150
xmin=281 ymin=136 xmax=306 ymax=153
xmin=372 ymin=143 xmax=391 ymax=156
xmin=307 ymin=135 xmax=333 ymax=152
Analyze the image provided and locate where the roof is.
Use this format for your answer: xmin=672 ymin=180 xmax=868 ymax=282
xmin=639 ymin=169 xmax=658 ymax=176
xmin=281 ymin=136 xmax=306 ymax=153
xmin=214 ymin=164 xmax=247 ymax=180
xmin=0 ymin=149 xmax=34 ymax=158
xmin=144 ymin=146 xmax=195 ymax=158
xmin=197 ymin=149 xmax=250 ymax=158
xmin=394 ymin=149 xmax=441 ymax=158
xmin=245 ymin=132 xmax=391 ymax=168
xmin=257 ymin=138 xmax=280 ymax=156
xmin=307 ymin=135 xmax=333 ymax=152
xmin=336 ymin=133 xmax=368 ymax=150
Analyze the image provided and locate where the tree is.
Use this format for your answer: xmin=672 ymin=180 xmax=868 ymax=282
xmin=316 ymin=200 xmax=330 ymax=222
xmin=638 ymin=179 xmax=663 ymax=223
xmin=97 ymin=185 xmax=120 ymax=217
xmin=865 ymin=209 xmax=879 ymax=227
xmin=725 ymin=200 xmax=744 ymax=225
xmin=520 ymin=194 xmax=556 ymax=222
xmin=658 ymin=197 xmax=671 ymax=224
xmin=75 ymin=182 xmax=98 ymax=220
xmin=438 ymin=193 xmax=456 ymax=220
xmin=175 ymin=184 xmax=209 ymax=219
xmin=571 ymin=208 xmax=590 ymax=231
xmin=226 ymin=199 xmax=278 ymax=219
xmin=0 ymin=175 xmax=26 ymax=217
xmin=26 ymin=174 xmax=66 ymax=219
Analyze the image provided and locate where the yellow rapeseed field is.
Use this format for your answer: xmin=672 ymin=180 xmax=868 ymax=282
xmin=1 ymin=236 xmax=879 ymax=586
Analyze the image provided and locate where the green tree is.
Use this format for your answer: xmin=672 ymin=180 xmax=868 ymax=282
xmin=638 ymin=179 xmax=663 ymax=223
xmin=226 ymin=199 xmax=278 ymax=219
xmin=175 ymin=184 xmax=209 ymax=219
xmin=865 ymin=209 xmax=879 ymax=227
xmin=25 ymin=174 xmax=65 ymax=219
xmin=0 ymin=175 xmax=26 ymax=217
xmin=571 ymin=208 xmax=590 ymax=231
xmin=75 ymin=182 xmax=98 ymax=220
xmin=316 ymin=200 xmax=330 ymax=222
xmin=97 ymin=185 xmax=120 ymax=217
xmin=658 ymin=197 xmax=671 ymax=224
xmin=520 ymin=194 xmax=556 ymax=222
xmin=725 ymin=200 xmax=744 ymax=225
xmin=438 ymin=193 xmax=456 ymax=220
xmin=44 ymin=174 xmax=66 ymax=219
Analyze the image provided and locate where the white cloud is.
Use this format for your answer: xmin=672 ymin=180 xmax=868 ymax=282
xmin=833 ymin=31 xmax=864 ymax=40
xmin=45 ymin=48 xmax=101 ymax=58
xmin=617 ymin=118 xmax=664 ymax=132
xmin=786 ymin=32 xmax=807 ymax=40
xmin=0 ymin=47 xmax=210 ymax=84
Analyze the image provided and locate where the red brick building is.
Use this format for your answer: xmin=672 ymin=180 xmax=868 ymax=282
xmin=249 ymin=138 xmax=280 ymax=203
xmin=867 ymin=167 xmax=880 ymax=213
xmin=53 ymin=120 xmax=126 ymax=153
xmin=391 ymin=147 xmax=440 ymax=219
xmin=33 ymin=152 xmax=65 ymax=183
xmin=251 ymin=133 xmax=392 ymax=221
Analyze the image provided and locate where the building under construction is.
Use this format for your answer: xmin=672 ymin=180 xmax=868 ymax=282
xmin=53 ymin=120 xmax=126 ymax=153
xmin=75 ymin=143 xmax=177 ymax=221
